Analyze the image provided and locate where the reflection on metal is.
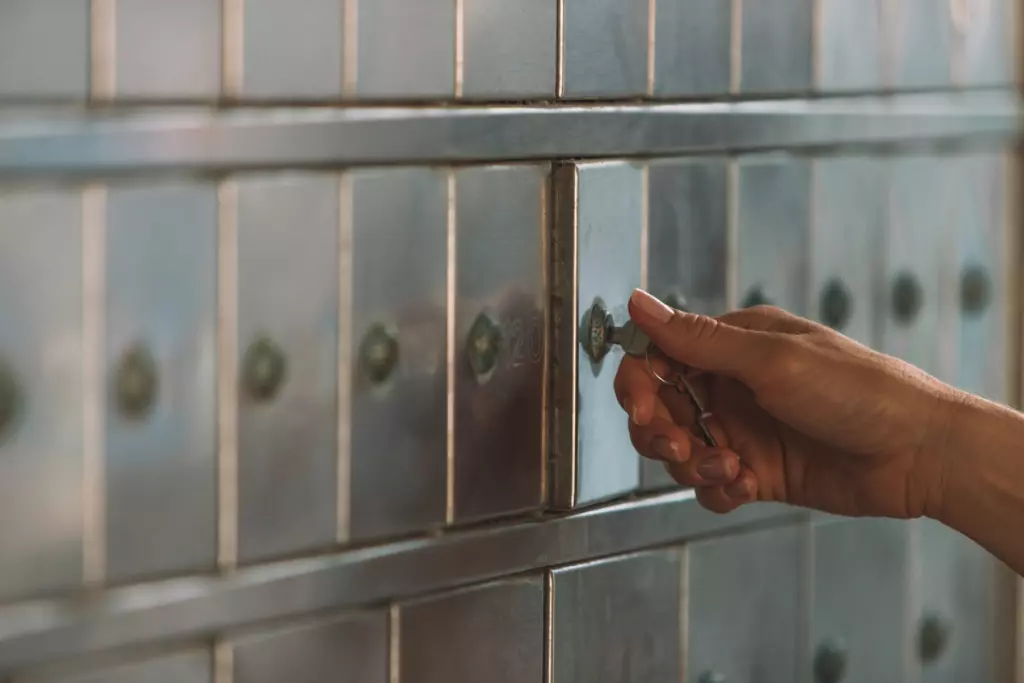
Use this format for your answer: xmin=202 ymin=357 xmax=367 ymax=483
xmin=0 ymin=358 xmax=21 ymax=443
xmin=814 ymin=638 xmax=849 ymax=683
xmin=241 ymin=337 xmax=287 ymax=402
xmin=113 ymin=344 xmax=158 ymax=419
xmin=358 ymin=323 xmax=399 ymax=386
xmin=890 ymin=272 xmax=924 ymax=325
xmin=959 ymin=264 xmax=991 ymax=315
xmin=918 ymin=612 xmax=951 ymax=663
xmin=819 ymin=278 xmax=853 ymax=331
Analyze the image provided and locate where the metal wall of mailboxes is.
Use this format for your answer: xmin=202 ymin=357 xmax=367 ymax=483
xmin=0 ymin=0 xmax=1021 ymax=682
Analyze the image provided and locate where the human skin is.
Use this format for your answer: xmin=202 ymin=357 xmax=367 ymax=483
xmin=615 ymin=288 xmax=1024 ymax=576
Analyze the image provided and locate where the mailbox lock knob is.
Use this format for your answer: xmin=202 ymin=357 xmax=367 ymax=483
xmin=742 ymin=285 xmax=772 ymax=309
xmin=661 ymin=289 xmax=689 ymax=312
xmin=581 ymin=300 xmax=613 ymax=364
xmin=819 ymin=278 xmax=852 ymax=331
xmin=466 ymin=312 xmax=502 ymax=377
xmin=360 ymin=323 xmax=400 ymax=385
xmin=814 ymin=638 xmax=849 ymax=683
xmin=890 ymin=271 xmax=923 ymax=325
xmin=960 ymin=264 xmax=991 ymax=315
xmin=115 ymin=344 xmax=158 ymax=419
xmin=918 ymin=612 xmax=950 ymax=663
xmin=242 ymin=337 xmax=287 ymax=402
xmin=0 ymin=358 xmax=22 ymax=443
xmin=697 ymin=671 xmax=726 ymax=683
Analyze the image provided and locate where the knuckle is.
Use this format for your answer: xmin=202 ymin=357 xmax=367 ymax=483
xmin=672 ymin=311 xmax=722 ymax=345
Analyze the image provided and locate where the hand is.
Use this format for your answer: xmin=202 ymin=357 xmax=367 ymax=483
xmin=615 ymin=289 xmax=964 ymax=518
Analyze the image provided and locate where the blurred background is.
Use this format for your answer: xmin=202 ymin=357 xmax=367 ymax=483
xmin=0 ymin=0 xmax=1020 ymax=681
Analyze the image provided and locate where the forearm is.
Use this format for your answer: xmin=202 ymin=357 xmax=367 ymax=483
xmin=933 ymin=391 xmax=1024 ymax=575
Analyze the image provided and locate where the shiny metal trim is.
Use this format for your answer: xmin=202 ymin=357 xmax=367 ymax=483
xmin=0 ymin=92 xmax=1018 ymax=174
xmin=0 ymin=493 xmax=800 ymax=675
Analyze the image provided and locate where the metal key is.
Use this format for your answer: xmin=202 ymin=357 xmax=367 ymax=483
xmin=610 ymin=320 xmax=718 ymax=447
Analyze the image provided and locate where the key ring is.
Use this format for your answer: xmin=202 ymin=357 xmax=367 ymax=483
xmin=644 ymin=346 xmax=719 ymax=448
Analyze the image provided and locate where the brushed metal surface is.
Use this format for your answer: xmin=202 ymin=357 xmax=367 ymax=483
xmin=816 ymin=0 xmax=886 ymax=92
xmin=652 ymin=0 xmax=731 ymax=97
xmin=736 ymin=155 xmax=811 ymax=315
xmin=0 ymin=93 xmax=1018 ymax=173
xmin=950 ymin=153 xmax=1009 ymax=401
xmin=550 ymin=550 xmax=684 ymax=683
xmin=890 ymin=0 xmax=953 ymax=90
xmin=687 ymin=523 xmax=808 ymax=683
xmin=236 ymin=174 xmax=339 ymax=563
xmin=20 ymin=649 xmax=211 ymax=683
xmin=811 ymin=518 xmax=911 ymax=682
xmin=348 ymin=168 xmax=447 ymax=540
xmin=241 ymin=0 xmax=344 ymax=100
xmin=105 ymin=182 xmax=218 ymax=583
xmin=0 ymin=0 xmax=89 ymax=99
xmin=961 ymin=0 xmax=1014 ymax=87
xmin=0 ymin=189 xmax=83 ymax=601
xmin=461 ymin=0 xmax=557 ymax=99
xmin=400 ymin=577 xmax=545 ymax=683
xmin=114 ymin=0 xmax=222 ymax=99
xmin=551 ymin=162 xmax=643 ymax=509
xmin=882 ymin=156 xmax=957 ymax=381
xmin=560 ymin=0 xmax=649 ymax=98
xmin=0 ymin=493 xmax=800 ymax=674
xmin=232 ymin=612 xmax=388 ymax=683
xmin=811 ymin=156 xmax=886 ymax=345
xmin=453 ymin=165 xmax=547 ymax=522
xmin=741 ymin=0 xmax=814 ymax=94
xmin=641 ymin=157 xmax=727 ymax=490
xmin=355 ymin=0 xmax=455 ymax=99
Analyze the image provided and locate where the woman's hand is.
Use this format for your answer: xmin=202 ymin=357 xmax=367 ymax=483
xmin=615 ymin=289 xmax=965 ymax=519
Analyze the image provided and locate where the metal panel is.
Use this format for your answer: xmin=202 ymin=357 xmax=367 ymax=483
xmin=0 ymin=189 xmax=82 ymax=601
xmin=741 ymin=0 xmax=814 ymax=94
xmin=105 ymin=183 xmax=218 ymax=582
xmin=811 ymin=518 xmax=911 ymax=682
xmin=462 ymin=0 xmax=557 ymax=99
xmin=114 ymin=0 xmax=222 ymax=99
xmin=916 ymin=519 xmax=1012 ymax=683
xmin=653 ymin=0 xmax=731 ymax=97
xmin=349 ymin=168 xmax=447 ymax=540
xmin=236 ymin=175 xmax=339 ymax=563
xmin=552 ymin=162 xmax=643 ymax=509
xmin=241 ymin=0 xmax=344 ymax=100
xmin=27 ymin=650 xmax=211 ymax=683
xmin=355 ymin=0 xmax=455 ymax=100
xmin=0 ymin=0 xmax=89 ymax=99
xmin=232 ymin=612 xmax=388 ymax=683
xmin=736 ymin=155 xmax=810 ymax=315
xmin=811 ymin=156 xmax=886 ymax=345
xmin=453 ymin=165 xmax=547 ymax=522
xmin=890 ymin=0 xmax=953 ymax=90
xmin=817 ymin=0 xmax=885 ymax=92
xmin=961 ymin=0 xmax=1014 ymax=87
xmin=882 ymin=156 xmax=957 ymax=380
xmin=687 ymin=523 xmax=807 ymax=683
xmin=400 ymin=577 xmax=545 ymax=683
xmin=560 ymin=0 xmax=649 ymax=99
xmin=642 ymin=158 xmax=727 ymax=490
xmin=550 ymin=550 xmax=683 ymax=683
xmin=951 ymin=153 xmax=1008 ymax=401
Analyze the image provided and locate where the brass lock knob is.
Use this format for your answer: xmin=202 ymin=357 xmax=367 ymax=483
xmin=918 ymin=613 xmax=950 ymax=663
xmin=115 ymin=344 xmax=158 ymax=419
xmin=466 ymin=312 xmax=502 ymax=377
xmin=891 ymin=271 xmax=923 ymax=325
xmin=742 ymin=285 xmax=772 ymax=309
xmin=0 ymin=358 xmax=22 ymax=444
xmin=819 ymin=278 xmax=852 ymax=331
xmin=581 ymin=300 xmax=613 ymax=364
xmin=959 ymin=264 xmax=991 ymax=316
xmin=814 ymin=638 xmax=848 ymax=683
xmin=660 ymin=289 xmax=689 ymax=312
xmin=360 ymin=323 xmax=400 ymax=385
xmin=242 ymin=337 xmax=287 ymax=401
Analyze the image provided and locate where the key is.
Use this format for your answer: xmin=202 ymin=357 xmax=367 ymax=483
xmin=608 ymin=320 xmax=719 ymax=448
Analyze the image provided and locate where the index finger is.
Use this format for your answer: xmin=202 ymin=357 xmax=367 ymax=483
xmin=613 ymin=354 xmax=671 ymax=426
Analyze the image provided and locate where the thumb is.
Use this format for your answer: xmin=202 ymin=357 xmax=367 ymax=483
xmin=627 ymin=289 xmax=778 ymax=380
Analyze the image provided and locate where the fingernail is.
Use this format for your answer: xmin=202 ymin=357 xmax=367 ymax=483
xmin=651 ymin=436 xmax=681 ymax=462
xmin=697 ymin=455 xmax=736 ymax=482
xmin=726 ymin=477 xmax=755 ymax=501
xmin=630 ymin=289 xmax=674 ymax=323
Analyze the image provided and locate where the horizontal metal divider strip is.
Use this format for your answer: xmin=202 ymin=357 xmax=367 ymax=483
xmin=0 ymin=493 xmax=800 ymax=675
xmin=0 ymin=92 xmax=1019 ymax=174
